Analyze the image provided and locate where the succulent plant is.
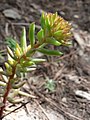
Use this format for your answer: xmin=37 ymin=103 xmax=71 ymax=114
xmin=0 ymin=12 xmax=72 ymax=118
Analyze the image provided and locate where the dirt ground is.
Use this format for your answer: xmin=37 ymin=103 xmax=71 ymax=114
xmin=0 ymin=0 xmax=90 ymax=120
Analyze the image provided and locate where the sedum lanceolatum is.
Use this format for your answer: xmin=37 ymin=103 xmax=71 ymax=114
xmin=0 ymin=12 xmax=72 ymax=118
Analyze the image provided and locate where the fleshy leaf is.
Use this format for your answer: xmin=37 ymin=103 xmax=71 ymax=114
xmin=24 ymin=67 xmax=36 ymax=72
xmin=54 ymin=30 xmax=62 ymax=37
xmin=46 ymin=37 xmax=61 ymax=46
xmin=8 ymin=53 xmax=15 ymax=66
xmin=7 ymin=46 xmax=14 ymax=58
xmin=20 ymin=27 xmax=27 ymax=52
xmin=37 ymin=48 xmax=63 ymax=56
xmin=2 ymin=75 xmax=8 ymax=83
xmin=37 ymin=29 xmax=44 ymax=44
xmin=21 ymin=61 xmax=35 ymax=67
xmin=41 ymin=12 xmax=45 ymax=29
xmin=45 ymin=17 xmax=50 ymax=32
xmin=14 ymin=43 xmax=22 ymax=58
xmin=18 ymin=91 xmax=36 ymax=98
xmin=0 ymin=81 xmax=6 ymax=87
xmin=31 ymin=58 xmax=46 ymax=63
xmin=29 ymin=23 xmax=35 ymax=48
xmin=5 ymin=62 xmax=12 ymax=75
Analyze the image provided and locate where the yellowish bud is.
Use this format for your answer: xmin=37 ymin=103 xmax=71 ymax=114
xmin=44 ymin=12 xmax=72 ymax=44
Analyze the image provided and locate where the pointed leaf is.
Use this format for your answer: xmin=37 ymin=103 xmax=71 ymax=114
xmin=20 ymin=27 xmax=27 ymax=52
xmin=37 ymin=48 xmax=63 ymax=56
xmin=5 ymin=62 xmax=12 ymax=75
xmin=31 ymin=58 xmax=46 ymax=63
xmin=5 ymin=62 xmax=11 ymax=69
xmin=29 ymin=23 xmax=35 ymax=48
xmin=37 ymin=29 xmax=44 ymax=44
xmin=26 ymin=67 xmax=36 ymax=72
xmin=46 ymin=37 xmax=61 ymax=46
xmin=8 ymin=53 xmax=15 ymax=66
xmin=14 ymin=43 xmax=22 ymax=58
xmin=45 ymin=17 xmax=50 ymax=32
xmin=7 ymin=46 xmax=18 ymax=60
xmin=7 ymin=46 xmax=14 ymax=58
xmin=2 ymin=75 xmax=8 ymax=83
xmin=21 ymin=61 xmax=35 ymax=67
xmin=41 ymin=12 xmax=45 ymax=29
xmin=53 ymin=12 xmax=58 ymax=21
xmin=18 ymin=91 xmax=36 ymax=98
xmin=54 ymin=30 xmax=62 ymax=36
xmin=0 ymin=81 xmax=6 ymax=87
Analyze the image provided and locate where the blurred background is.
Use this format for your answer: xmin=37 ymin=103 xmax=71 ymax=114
xmin=0 ymin=0 xmax=90 ymax=120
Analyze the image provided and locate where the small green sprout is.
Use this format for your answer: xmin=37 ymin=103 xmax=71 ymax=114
xmin=0 ymin=12 xmax=72 ymax=118
xmin=45 ymin=79 xmax=56 ymax=92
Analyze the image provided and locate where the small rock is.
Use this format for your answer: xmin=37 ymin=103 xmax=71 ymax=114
xmin=60 ymin=11 xmax=65 ymax=16
xmin=3 ymin=9 xmax=21 ymax=19
xmin=62 ymin=97 xmax=67 ymax=103
xmin=74 ymin=15 xmax=79 ymax=18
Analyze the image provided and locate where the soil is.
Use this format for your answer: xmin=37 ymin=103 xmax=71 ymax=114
xmin=0 ymin=0 xmax=90 ymax=120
